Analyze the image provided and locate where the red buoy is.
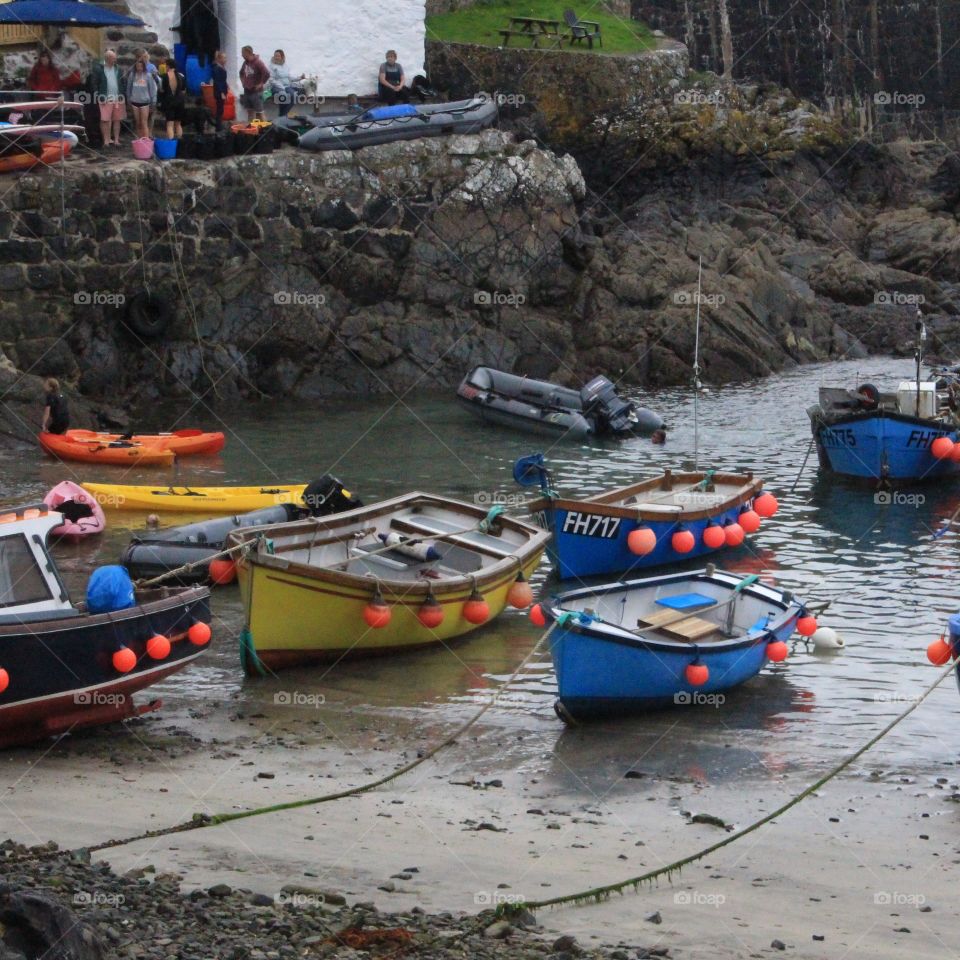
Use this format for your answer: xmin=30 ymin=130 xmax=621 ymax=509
xmin=754 ymin=493 xmax=779 ymax=518
xmin=0 ymin=668 xmax=8 ymax=694
xmin=932 ymin=436 xmax=955 ymax=460
xmin=927 ymin=636 xmax=952 ymax=666
xmin=627 ymin=527 xmax=657 ymax=556
xmin=188 ymin=622 xmax=212 ymax=646
xmin=739 ymin=509 xmax=761 ymax=534
xmin=463 ymin=589 xmax=490 ymax=624
xmin=507 ymin=574 xmax=534 ymax=609
xmin=724 ymin=522 xmax=745 ymax=547
xmin=363 ymin=591 xmax=392 ymax=629
xmin=146 ymin=634 xmax=171 ymax=660
xmin=797 ymin=614 xmax=818 ymax=637
xmin=672 ymin=529 xmax=695 ymax=554
xmin=209 ymin=558 xmax=237 ymax=585
xmin=702 ymin=524 xmax=725 ymax=549
xmin=417 ymin=596 xmax=445 ymax=629
xmin=766 ymin=640 xmax=789 ymax=662
xmin=112 ymin=647 xmax=136 ymax=673
xmin=530 ymin=603 xmax=547 ymax=627
xmin=685 ymin=662 xmax=709 ymax=687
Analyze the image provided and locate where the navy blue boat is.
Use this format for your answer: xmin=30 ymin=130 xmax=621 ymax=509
xmin=540 ymin=567 xmax=806 ymax=722
xmin=807 ymin=321 xmax=960 ymax=484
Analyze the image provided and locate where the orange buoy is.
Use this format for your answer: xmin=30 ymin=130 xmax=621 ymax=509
xmin=463 ymin=588 xmax=490 ymax=624
xmin=738 ymin=509 xmax=761 ymax=534
xmin=766 ymin=640 xmax=789 ymax=662
xmin=0 ymin=668 xmax=8 ymax=694
xmin=672 ymin=528 xmax=695 ymax=554
xmin=702 ymin=524 xmax=725 ymax=549
xmin=112 ymin=647 xmax=136 ymax=673
xmin=363 ymin=591 xmax=392 ymax=629
xmin=754 ymin=493 xmax=779 ymax=518
xmin=927 ymin=635 xmax=952 ymax=665
xmin=529 ymin=603 xmax=546 ymax=627
xmin=146 ymin=634 xmax=171 ymax=660
xmin=627 ymin=527 xmax=657 ymax=556
xmin=932 ymin=436 xmax=955 ymax=460
xmin=724 ymin=521 xmax=745 ymax=547
xmin=796 ymin=614 xmax=818 ymax=637
xmin=507 ymin=573 xmax=534 ymax=609
xmin=209 ymin=558 xmax=237 ymax=585
xmin=685 ymin=662 xmax=709 ymax=687
xmin=188 ymin=622 xmax=212 ymax=646
xmin=417 ymin=596 xmax=445 ymax=629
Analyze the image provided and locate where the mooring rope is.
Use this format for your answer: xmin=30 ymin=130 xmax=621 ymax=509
xmin=76 ymin=625 xmax=554 ymax=855
xmin=498 ymin=655 xmax=958 ymax=916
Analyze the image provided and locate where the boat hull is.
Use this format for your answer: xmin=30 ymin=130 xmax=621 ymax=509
xmin=0 ymin=586 xmax=210 ymax=746
xmin=811 ymin=410 xmax=960 ymax=482
xmin=543 ymin=571 xmax=800 ymax=720
xmin=81 ymin=483 xmax=307 ymax=513
xmin=65 ymin=429 xmax=225 ymax=457
xmin=39 ymin=433 xmax=175 ymax=467
xmin=456 ymin=394 xmax=592 ymax=439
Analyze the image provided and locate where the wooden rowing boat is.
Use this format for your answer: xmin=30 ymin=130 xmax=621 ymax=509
xmin=225 ymin=491 xmax=551 ymax=673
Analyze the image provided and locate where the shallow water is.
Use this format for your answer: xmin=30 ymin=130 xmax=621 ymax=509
xmin=10 ymin=356 xmax=960 ymax=788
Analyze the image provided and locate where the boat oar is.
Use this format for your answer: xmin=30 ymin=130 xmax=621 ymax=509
xmin=933 ymin=502 xmax=960 ymax=539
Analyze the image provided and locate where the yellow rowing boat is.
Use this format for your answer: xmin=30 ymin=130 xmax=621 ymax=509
xmin=81 ymin=482 xmax=308 ymax=513
xmin=226 ymin=492 xmax=550 ymax=673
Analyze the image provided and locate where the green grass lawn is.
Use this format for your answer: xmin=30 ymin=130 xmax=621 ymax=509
xmin=426 ymin=0 xmax=656 ymax=55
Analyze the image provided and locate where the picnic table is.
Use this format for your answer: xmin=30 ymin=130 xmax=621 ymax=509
xmin=499 ymin=16 xmax=563 ymax=48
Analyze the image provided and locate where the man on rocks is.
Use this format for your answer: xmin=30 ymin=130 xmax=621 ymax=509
xmin=239 ymin=45 xmax=270 ymax=122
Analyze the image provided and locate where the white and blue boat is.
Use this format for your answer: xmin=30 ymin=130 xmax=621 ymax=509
xmin=515 ymin=454 xmax=776 ymax=580
xmin=540 ymin=567 xmax=806 ymax=722
xmin=807 ymin=321 xmax=960 ymax=484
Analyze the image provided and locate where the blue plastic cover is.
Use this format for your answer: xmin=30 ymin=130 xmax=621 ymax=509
xmin=364 ymin=104 xmax=418 ymax=120
xmin=87 ymin=565 xmax=136 ymax=614
xmin=949 ymin=611 xmax=960 ymax=640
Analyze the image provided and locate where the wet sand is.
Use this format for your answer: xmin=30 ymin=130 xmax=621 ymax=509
xmin=4 ymin=702 xmax=958 ymax=959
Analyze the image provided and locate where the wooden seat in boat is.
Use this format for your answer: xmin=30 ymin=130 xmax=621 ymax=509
xmin=636 ymin=608 xmax=721 ymax=641
xmin=390 ymin=516 xmax=516 ymax=559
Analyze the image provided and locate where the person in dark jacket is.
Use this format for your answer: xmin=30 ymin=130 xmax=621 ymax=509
xmin=41 ymin=378 xmax=69 ymax=434
xmin=90 ymin=49 xmax=124 ymax=147
xmin=160 ymin=59 xmax=187 ymax=138
xmin=211 ymin=49 xmax=229 ymax=131
xmin=239 ymin=45 xmax=270 ymax=122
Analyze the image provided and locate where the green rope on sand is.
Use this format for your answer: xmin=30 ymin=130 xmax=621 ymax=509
xmin=239 ymin=627 xmax=266 ymax=677
xmin=497 ymin=656 xmax=959 ymax=917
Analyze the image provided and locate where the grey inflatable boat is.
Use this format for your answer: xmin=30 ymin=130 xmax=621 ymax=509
xmin=278 ymin=95 xmax=498 ymax=152
xmin=456 ymin=367 xmax=663 ymax=440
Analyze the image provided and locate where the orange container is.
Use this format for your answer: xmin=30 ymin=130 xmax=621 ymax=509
xmin=201 ymin=83 xmax=236 ymax=121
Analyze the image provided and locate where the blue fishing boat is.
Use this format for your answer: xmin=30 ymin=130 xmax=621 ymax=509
xmin=539 ymin=567 xmax=808 ymax=722
xmin=807 ymin=321 xmax=960 ymax=484
xmin=514 ymin=454 xmax=778 ymax=580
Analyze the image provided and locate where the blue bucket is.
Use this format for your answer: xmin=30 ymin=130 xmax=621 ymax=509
xmin=155 ymin=138 xmax=178 ymax=159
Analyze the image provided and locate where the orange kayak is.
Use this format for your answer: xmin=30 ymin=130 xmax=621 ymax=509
xmin=65 ymin=429 xmax=225 ymax=457
xmin=38 ymin=433 xmax=175 ymax=467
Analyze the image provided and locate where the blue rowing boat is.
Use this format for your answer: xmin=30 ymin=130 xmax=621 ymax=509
xmin=514 ymin=454 xmax=777 ymax=580
xmin=539 ymin=567 xmax=808 ymax=722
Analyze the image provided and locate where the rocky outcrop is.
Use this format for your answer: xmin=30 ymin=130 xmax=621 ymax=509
xmin=0 ymin=104 xmax=959 ymax=417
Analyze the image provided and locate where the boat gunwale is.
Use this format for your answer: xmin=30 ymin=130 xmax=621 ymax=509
xmin=528 ymin=472 xmax=763 ymax=521
xmin=229 ymin=491 xmax=550 ymax=593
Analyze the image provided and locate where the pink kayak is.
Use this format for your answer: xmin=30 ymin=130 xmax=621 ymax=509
xmin=42 ymin=480 xmax=106 ymax=539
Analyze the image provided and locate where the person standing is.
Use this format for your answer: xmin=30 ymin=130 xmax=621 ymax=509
xmin=41 ymin=378 xmax=69 ymax=435
xmin=91 ymin=49 xmax=124 ymax=147
xmin=378 ymin=50 xmax=408 ymax=104
xmin=27 ymin=50 xmax=62 ymax=94
xmin=126 ymin=58 xmax=158 ymax=139
xmin=239 ymin=45 xmax=270 ymax=122
xmin=160 ymin=59 xmax=186 ymax=139
xmin=211 ymin=50 xmax=229 ymax=131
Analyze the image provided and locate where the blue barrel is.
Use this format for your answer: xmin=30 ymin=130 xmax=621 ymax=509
xmin=184 ymin=55 xmax=211 ymax=95
xmin=173 ymin=42 xmax=186 ymax=75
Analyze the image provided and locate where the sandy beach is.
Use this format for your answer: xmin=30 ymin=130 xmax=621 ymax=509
xmin=4 ymin=695 xmax=958 ymax=959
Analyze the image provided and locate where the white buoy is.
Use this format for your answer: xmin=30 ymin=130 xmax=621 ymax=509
xmin=812 ymin=626 xmax=844 ymax=651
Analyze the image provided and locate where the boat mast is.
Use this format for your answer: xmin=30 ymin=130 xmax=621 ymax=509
xmin=693 ymin=257 xmax=703 ymax=470
xmin=915 ymin=308 xmax=925 ymax=414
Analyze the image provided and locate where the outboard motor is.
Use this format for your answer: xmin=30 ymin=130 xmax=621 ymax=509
xmin=302 ymin=475 xmax=362 ymax=516
xmin=580 ymin=376 xmax=637 ymax=436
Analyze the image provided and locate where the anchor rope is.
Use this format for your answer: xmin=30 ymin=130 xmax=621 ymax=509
xmin=497 ymin=654 xmax=958 ymax=916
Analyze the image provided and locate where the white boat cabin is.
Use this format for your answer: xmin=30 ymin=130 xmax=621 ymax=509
xmin=0 ymin=509 xmax=75 ymax=622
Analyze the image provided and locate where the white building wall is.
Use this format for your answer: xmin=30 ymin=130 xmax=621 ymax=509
xmin=125 ymin=0 xmax=426 ymax=98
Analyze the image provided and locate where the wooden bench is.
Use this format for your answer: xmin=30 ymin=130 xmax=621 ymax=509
xmin=637 ymin=608 xmax=721 ymax=641
xmin=563 ymin=10 xmax=602 ymax=48
xmin=391 ymin=516 xmax=513 ymax=560
xmin=498 ymin=29 xmax=564 ymax=48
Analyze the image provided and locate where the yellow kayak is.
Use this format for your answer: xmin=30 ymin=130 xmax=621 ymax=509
xmin=81 ymin=482 xmax=308 ymax=513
